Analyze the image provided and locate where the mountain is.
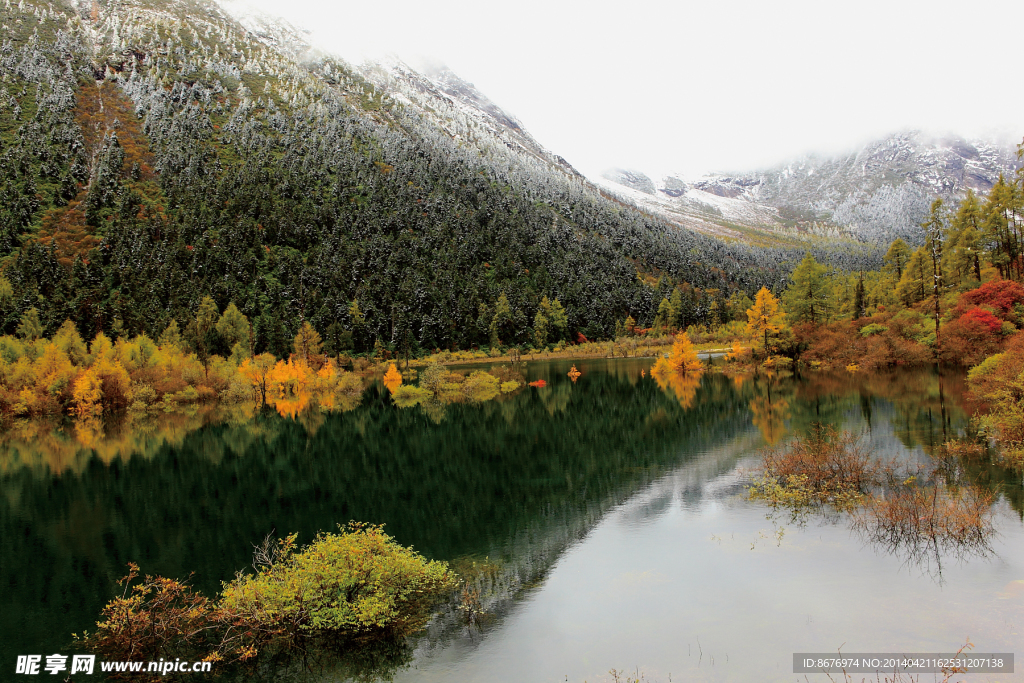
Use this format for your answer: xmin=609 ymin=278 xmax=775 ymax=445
xmin=0 ymin=0 xmax=879 ymax=353
xmin=597 ymin=132 xmax=1021 ymax=245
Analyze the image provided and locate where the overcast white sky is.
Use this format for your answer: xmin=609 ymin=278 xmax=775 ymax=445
xmin=225 ymin=0 xmax=1024 ymax=179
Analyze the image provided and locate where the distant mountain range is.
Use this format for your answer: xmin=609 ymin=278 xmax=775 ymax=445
xmin=598 ymin=133 xmax=1021 ymax=244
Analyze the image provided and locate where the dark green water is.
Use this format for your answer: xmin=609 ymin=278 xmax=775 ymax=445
xmin=1 ymin=360 xmax=1021 ymax=681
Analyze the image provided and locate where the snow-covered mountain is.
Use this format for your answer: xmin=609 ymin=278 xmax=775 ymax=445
xmin=205 ymin=3 xmax=1022 ymax=247
xmin=213 ymin=1 xmax=584 ymax=182
xmin=599 ymin=132 xmax=1021 ymax=244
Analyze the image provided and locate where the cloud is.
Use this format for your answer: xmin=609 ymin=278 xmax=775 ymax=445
xmin=221 ymin=0 xmax=1024 ymax=176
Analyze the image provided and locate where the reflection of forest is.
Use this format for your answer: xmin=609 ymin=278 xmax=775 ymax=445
xmin=1 ymin=363 xmax=1020 ymax=678
xmin=0 ymin=365 xmax=754 ymax=672
xmin=721 ymin=367 xmax=973 ymax=454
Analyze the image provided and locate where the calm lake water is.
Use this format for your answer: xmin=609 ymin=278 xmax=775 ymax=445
xmin=1 ymin=360 xmax=1022 ymax=682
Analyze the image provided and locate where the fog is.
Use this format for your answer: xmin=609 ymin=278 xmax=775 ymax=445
xmin=219 ymin=0 xmax=1024 ymax=178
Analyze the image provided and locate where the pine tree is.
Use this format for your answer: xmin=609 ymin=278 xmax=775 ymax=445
xmin=853 ymin=273 xmax=865 ymax=320
xmin=158 ymin=320 xmax=183 ymax=351
xmin=0 ymin=276 xmax=12 ymax=311
xmin=726 ymin=291 xmax=754 ymax=323
xmin=188 ymin=296 xmax=220 ymax=378
xmin=533 ymin=297 xmax=550 ymax=348
xmin=896 ymin=248 xmax=929 ymax=305
xmin=489 ymin=293 xmax=512 ymax=347
xmin=982 ymin=175 xmax=1020 ymax=280
xmin=668 ymin=288 xmax=684 ymax=331
xmin=549 ymin=299 xmax=568 ymax=341
xmin=945 ymin=190 xmax=983 ymax=287
xmin=348 ymin=299 xmax=366 ymax=352
xmin=884 ymin=238 xmax=912 ymax=280
xmin=216 ymin=302 xmax=250 ymax=353
xmin=16 ymin=308 xmax=43 ymax=341
xmin=922 ymin=198 xmax=946 ymax=354
xmin=653 ymin=297 xmax=671 ymax=333
xmin=782 ymin=253 xmax=831 ymax=324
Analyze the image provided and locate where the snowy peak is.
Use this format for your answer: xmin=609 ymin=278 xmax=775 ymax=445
xmin=598 ymin=131 xmax=1020 ymax=244
xmin=355 ymin=55 xmax=584 ymax=179
xmin=211 ymin=0 xmax=582 ymax=179
xmin=419 ymin=63 xmax=526 ymax=136
xmin=601 ymin=168 xmax=656 ymax=195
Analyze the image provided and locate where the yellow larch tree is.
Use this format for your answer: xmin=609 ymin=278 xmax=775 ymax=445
xmin=382 ymin=363 xmax=403 ymax=394
xmin=73 ymin=368 xmax=103 ymax=416
xmin=652 ymin=331 xmax=703 ymax=380
xmin=745 ymin=287 xmax=787 ymax=357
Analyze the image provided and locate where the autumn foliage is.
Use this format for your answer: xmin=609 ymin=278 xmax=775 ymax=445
xmin=651 ymin=331 xmax=703 ymax=380
xmin=951 ymin=280 xmax=1024 ymax=320
xmin=0 ymin=315 xmax=365 ymax=419
xmin=967 ymin=330 xmax=1024 ymax=468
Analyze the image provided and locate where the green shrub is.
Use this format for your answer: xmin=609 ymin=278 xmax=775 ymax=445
xmin=463 ymin=371 xmax=499 ymax=402
xmin=859 ymin=323 xmax=888 ymax=337
xmin=220 ymin=525 xmax=457 ymax=640
xmin=83 ymin=526 xmax=456 ymax=673
xmin=391 ymin=384 xmax=432 ymax=407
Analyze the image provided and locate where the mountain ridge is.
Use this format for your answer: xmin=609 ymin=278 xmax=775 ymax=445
xmin=599 ymin=131 xmax=1021 ymax=245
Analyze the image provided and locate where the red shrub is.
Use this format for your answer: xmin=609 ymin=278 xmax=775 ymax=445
xmin=958 ymin=307 xmax=1003 ymax=334
xmin=953 ymin=281 xmax=1024 ymax=320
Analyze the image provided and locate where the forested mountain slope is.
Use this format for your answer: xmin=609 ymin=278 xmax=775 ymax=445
xmin=0 ymin=0 xmax=879 ymax=355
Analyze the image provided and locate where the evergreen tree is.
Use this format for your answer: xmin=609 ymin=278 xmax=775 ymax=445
xmin=922 ymin=198 xmax=946 ymax=353
xmin=0 ymin=277 xmax=12 ymax=310
xmin=489 ymin=293 xmax=513 ymax=347
xmin=188 ymin=296 xmax=220 ymax=378
xmin=982 ymin=175 xmax=1020 ymax=280
xmin=896 ymin=247 xmax=929 ymax=305
xmin=16 ymin=308 xmax=44 ymax=341
xmin=884 ymin=238 xmax=912 ymax=280
xmin=725 ymin=291 xmax=754 ymax=323
xmin=533 ymin=297 xmax=550 ymax=348
xmin=668 ymin=288 xmax=684 ymax=332
xmin=549 ymin=299 xmax=568 ymax=341
xmin=853 ymin=273 xmax=865 ymax=320
xmin=782 ymin=253 xmax=831 ymax=324
xmin=653 ymin=297 xmax=671 ymax=333
xmin=348 ymin=299 xmax=367 ymax=352
xmin=945 ymin=189 xmax=984 ymax=287
xmin=216 ymin=303 xmax=251 ymax=355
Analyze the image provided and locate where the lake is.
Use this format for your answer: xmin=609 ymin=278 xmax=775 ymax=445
xmin=1 ymin=359 xmax=1021 ymax=681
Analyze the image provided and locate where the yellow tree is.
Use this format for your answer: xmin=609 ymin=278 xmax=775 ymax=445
xmin=239 ymin=353 xmax=277 ymax=405
xmin=651 ymin=331 xmax=703 ymax=389
xmin=72 ymin=368 xmax=103 ymax=416
xmin=382 ymin=363 xmax=403 ymax=394
xmin=745 ymin=287 xmax=786 ymax=357
xmin=667 ymin=331 xmax=703 ymax=373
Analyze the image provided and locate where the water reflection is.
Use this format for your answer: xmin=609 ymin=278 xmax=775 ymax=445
xmin=0 ymin=362 xmax=1020 ymax=682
